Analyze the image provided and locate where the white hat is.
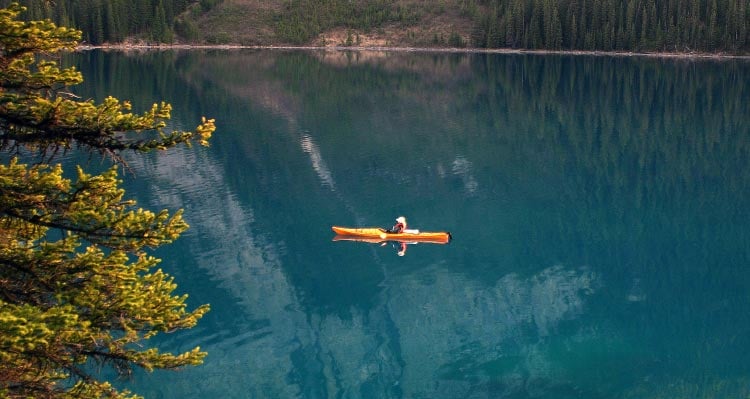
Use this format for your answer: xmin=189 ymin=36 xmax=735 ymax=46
xmin=396 ymin=216 xmax=406 ymax=224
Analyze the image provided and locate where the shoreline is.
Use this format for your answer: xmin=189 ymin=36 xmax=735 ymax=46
xmin=76 ymin=44 xmax=750 ymax=60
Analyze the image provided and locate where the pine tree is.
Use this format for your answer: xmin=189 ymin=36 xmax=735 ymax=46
xmin=545 ymin=0 xmax=562 ymax=49
xmin=0 ymin=4 xmax=215 ymax=397
xmin=91 ymin=2 xmax=104 ymax=44
xmin=570 ymin=12 xmax=578 ymax=48
xmin=153 ymin=0 xmax=172 ymax=43
xmin=708 ymin=0 xmax=718 ymax=49
xmin=740 ymin=0 xmax=748 ymax=48
xmin=103 ymin=0 xmax=117 ymax=42
xmin=530 ymin=0 xmax=543 ymax=47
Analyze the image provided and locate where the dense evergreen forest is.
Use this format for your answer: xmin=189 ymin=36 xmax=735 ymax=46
xmin=0 ymin=0 xmax=216 ymax=44
xmin=4 ymin=0 xmax=749 ymax=52
xmin=470 ymin=0 xmax=749 ymax=52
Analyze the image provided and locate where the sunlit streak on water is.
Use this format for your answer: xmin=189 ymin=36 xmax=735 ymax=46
xmin=300 ymin=132 xmax=336 ymax=191
xmin=451 ymin=155 xmax=479 ymax=195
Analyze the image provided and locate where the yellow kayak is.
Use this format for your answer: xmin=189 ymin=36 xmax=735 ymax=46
xmin=332 ymin=226 xmax=452 ymax=244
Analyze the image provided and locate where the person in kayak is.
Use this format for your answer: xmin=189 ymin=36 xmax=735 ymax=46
xmin=387 ymin=216 xmax=407 ymax=233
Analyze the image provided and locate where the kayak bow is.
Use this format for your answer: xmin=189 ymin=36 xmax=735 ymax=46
xmin=332 ymin=226 xmax=452 ymax=244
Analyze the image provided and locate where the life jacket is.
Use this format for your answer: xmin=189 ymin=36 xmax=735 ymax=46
xmin=392 ymin=222 xmax=405 ymax=233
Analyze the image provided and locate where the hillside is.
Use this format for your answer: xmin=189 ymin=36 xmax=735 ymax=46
xmin=186 ymin=0 xmax=475 ymax=48
xmin=172 ymin=0 xmax=750 ymax=54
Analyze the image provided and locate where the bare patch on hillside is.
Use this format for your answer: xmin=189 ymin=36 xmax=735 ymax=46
xmin=317 ymin=29 xmax=390 ymax=47
xmin=314 ymin=8 xmax=472 ymax=49
xmin=195 ymin=0 xmax=280 ymax=45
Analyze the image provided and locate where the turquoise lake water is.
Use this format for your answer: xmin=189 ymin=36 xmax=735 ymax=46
xmin=66 ymin=50 xmax=750 ymax=398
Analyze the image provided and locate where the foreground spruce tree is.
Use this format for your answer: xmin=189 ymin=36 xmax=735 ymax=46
xmin=0 ymin=3 xmax=215 ymax=398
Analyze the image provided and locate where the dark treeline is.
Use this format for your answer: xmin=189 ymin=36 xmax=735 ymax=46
xmin=469 ymin=0 xmax=750 ymax=52
xmin=1 ymin=0 xmax=216 ymax=44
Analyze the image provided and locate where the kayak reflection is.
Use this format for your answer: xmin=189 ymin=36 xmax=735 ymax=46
xmin=332 ymin=235 xmax=429 ymax=256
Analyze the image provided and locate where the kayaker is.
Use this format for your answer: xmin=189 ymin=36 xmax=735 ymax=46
xmin=387 ymin=216 xmax=407 ymax=233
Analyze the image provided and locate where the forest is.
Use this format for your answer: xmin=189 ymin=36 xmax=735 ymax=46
xmin=469 ymin=0 xmax=749 ymax=52
xmin=0 ymin=0 xmax=207 ymax=44
xmin=3 ymin=0 xmax=749 ymax=52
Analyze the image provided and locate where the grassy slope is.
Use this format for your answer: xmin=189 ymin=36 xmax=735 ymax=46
xmin=188 ymin=0 xmax=477 ymax=47
xmin=191 ymin=0 xmax=280 ymax=45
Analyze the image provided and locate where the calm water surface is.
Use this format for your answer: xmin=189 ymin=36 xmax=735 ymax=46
xmin=67 ymin=50 xmax=750 ymax=398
